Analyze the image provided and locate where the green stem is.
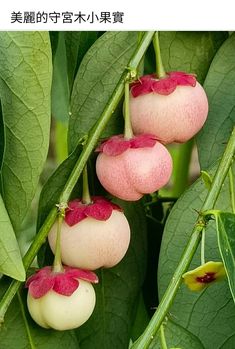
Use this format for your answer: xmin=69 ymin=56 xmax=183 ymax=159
xmin=153 ymin=32 xmax=166 ymax=79
xmin=171 ymin=140 xmax=194 ymax=198
xmin=0 ymin=31 xmax=155 ymax=323
xmin=229 ymin=167 xmax=235 ymax=213
xmin=124 ymin=81 xmax=133 ymax=139
xmin=17 ymin=292 xmax=36 ymax=349
xmin=52 ymin=214 xmax=64 ymax=273
xmin=131 ymin=127 xmax=235 ymax=349
xmin=200 ymin=228 xmax=206 ymax=265
xmin=82 ymin=164 xmax=92 ymax=204
xmin=160 ymin=324 xmax=168 ymax=349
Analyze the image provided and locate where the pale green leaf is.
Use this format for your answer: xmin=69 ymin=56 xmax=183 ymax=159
xmin=0 ymin=193 xmax=25 ymax=281
xmin=0 ymin=32 xmax=52 ymax=229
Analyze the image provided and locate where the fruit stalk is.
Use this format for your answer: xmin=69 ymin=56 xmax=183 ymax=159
xmin=124 ymin=81 xmax=134 ymax=139
xmin=0 ymin=31 xmax=155 ymax=323
xmin=53 ymin=213 xmax=64 ymax=273
xmin=131 ymin=126 xmax=235 ymax=349
xmin=82 ymin=164 xmax=92 ymax=204
xmin=153 ymin=32 xmax=166 ymax=79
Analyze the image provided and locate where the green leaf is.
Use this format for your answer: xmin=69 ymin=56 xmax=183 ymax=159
xmin=75 ymin=200 xmax=147 ymax=349
xmin=151 ymin=32 xmax=227 ymax=83
xmin=131 ymin=293 xmax=150 ymax=342
xmin=64 ymin=31 xmax=98 ymax=92
xmin=0 ymin=281 xmax=79 ymax=349
xmin=0 ymin=193 xmax=25 ymax=280
xmin=0 ymin=32 xmax=52 ymax=230
xmin=158 ymin=163 xmax=235 ymax=348
xmin=51 ymin=32 xmax=70 ymax=123
xmin=68 ymin=31 xmax=138 ymax=153
xmin=215 ymin=211 xmax=235 ymax=303
xmin=200 ymin=170 xmax=212 ymax=190
xmin=49 ymin=32 xmax=59 ymax=58
xmin=197 ymin=33 xmax=235 ymax=169
xmin=150 ymin=319 xmax=204 ymax=349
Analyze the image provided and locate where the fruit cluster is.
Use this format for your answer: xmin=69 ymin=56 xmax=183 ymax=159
xmin=96 ymin=71 xmax=208 ymax=200
xmin=26 ymin=62 xmax=208 ymax=330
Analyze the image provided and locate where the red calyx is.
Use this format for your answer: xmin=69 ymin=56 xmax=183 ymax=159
xmin=25 ymin=266 xmax=98 ymax=299
xmin=130 ymin=71 xmax=197 ymax=97
xmin=96 ymin=134 xmax=158 ymax=156
xmin=65 ymin=196 xmax=122 ymax=226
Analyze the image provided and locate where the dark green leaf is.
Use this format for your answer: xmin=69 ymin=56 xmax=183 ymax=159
xmin=51 ymin=33 xmax=70 ymax=123
xmin=131 ymin=293 xmax=150 ymax=342
xmin=197 ymin=33 xmax=235 ymax=169
xmin=0 ymin=281 xmax=79 ymax=349
xmin=68 ymin=31 xmax=138 ymax=153
xmin=75 ymin=200 xmax=147 ymax=349
xmin=0 ymin=194 xmax=25 ymax=280
xmin=150 ymin=319 xmax=204 ymax=349
xmin=49 ymin=32 xmax=59 ymax=58
xmin=0 ymin=32 xmax=52 ymax=230
xmin=146 ymin=32 xmax=227 ymax=83
xmin=215 ymin=211 xmax=235 ymax=303
xmin=64 ymin=31 xmax=98 ymax=92
xmin=158 ymin=163 xmax=235 ymax=348
xmin=37 ymin=143 xmax=83 ymax=231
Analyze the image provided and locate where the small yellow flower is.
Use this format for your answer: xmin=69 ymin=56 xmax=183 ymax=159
xmin=182 ymin=261 xmax=226 ymax=291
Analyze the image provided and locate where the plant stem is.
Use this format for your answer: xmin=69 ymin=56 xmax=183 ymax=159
xmin=229 ymin=167 xmax=235 ymax=213
xmin=160 ymin=324 xmax=168 ymax=349
xmin=152 ymin=32 xmax=166 ymax=79
xmin=52 ymin=214 xmax=64 ymax=273
xmin=200 ymin=228 xmax=206 ymax=265
xmin=0 ymin=31 xmax=155 ymax=323
xmin=82 ymin=164 xmax=92 ymax=204
xmin=131 ymin=127 xmax=235 ymax=349
xmin=124 ymin=81 xmax=133 ymax=139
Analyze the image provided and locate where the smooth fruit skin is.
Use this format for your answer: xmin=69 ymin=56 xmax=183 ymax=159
xmin=48 ymin=210 xmax=130 ymax=270
xmin=27 ymin=279 xmax=96 ymax=330
xmin=96 ymin=142 xmax=172 ymax=201
xmin=130 ymin=83 xmax=208 ymax=144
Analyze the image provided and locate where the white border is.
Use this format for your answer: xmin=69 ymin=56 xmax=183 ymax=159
xmin=0 ymin=0 xmax=235 ymax=30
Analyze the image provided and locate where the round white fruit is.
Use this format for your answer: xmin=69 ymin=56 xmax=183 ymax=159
xmin=27 ymin=279 xmax=96 ymax=330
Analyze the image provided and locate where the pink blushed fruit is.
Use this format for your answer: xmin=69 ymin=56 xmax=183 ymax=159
xmin=96 ymin=135 xmax=172 ymax=201
xmin=48 ymin=199 xmax=131 ymax=270
xmin=129 ymin=72 xmax=209 ymax=144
